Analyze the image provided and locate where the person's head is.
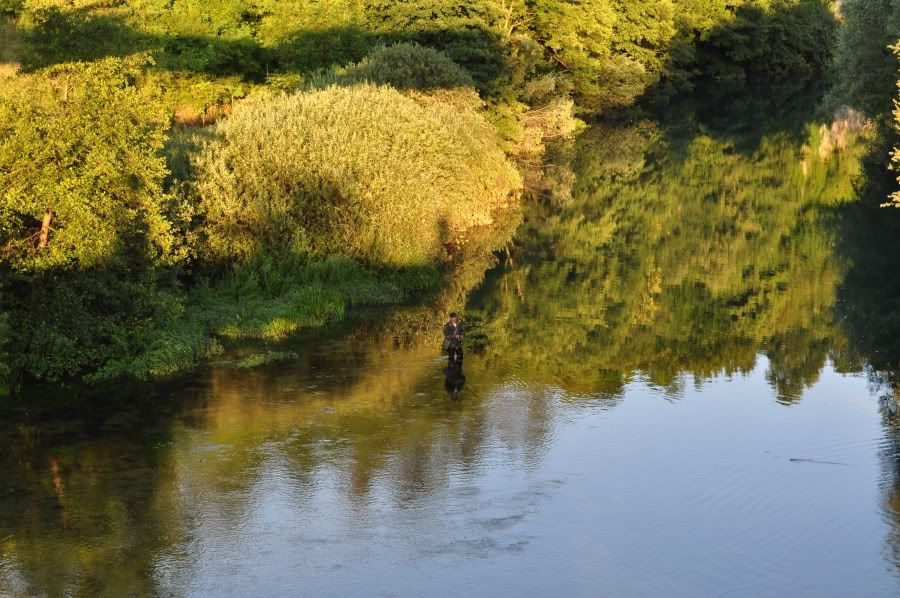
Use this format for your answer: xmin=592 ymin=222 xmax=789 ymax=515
xmin=449 ymin=312 xmax=458 ymax=323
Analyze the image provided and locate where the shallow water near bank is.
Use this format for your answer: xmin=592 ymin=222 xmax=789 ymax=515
xmin=4 ymin=91 xmax=900 ymax=597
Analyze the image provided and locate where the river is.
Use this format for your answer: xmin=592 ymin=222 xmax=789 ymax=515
xmin=2 ymin=88 xmax=900 ymax=597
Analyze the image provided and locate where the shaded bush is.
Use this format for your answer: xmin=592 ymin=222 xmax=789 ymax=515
xmin=309 ymin=42 xmax=476 ymax=91
xmin=2 ymin=267 xmax=186 ymax=382
xmin=307 ymin=42 xmax=486 ymax=113
xmin=697 ymin=0 xmax=837 ymax=82
xmin=830 ymin=0 xmax=900 ymax=117
xmin=363 ymin=0 xmax=507 ymax=92
xmin=197 ymin=83 xmax=521 ymax=267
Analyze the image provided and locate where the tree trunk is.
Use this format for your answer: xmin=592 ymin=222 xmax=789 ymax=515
xmin=38 ymin=210 xmax=51 ymax=249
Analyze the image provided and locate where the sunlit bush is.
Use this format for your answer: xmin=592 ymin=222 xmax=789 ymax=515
xmin=0 ymin=56 xmax=184 ymax=272
xmin=197 ymin=83 xmax=521 ymax=267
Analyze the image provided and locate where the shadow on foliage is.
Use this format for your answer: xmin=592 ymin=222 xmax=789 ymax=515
xmin=655 ymin=79 xmax=831 ymax=156
xmin=649 ymin=0 xmax=836 ymax=98
xmin=19 ymin=7 xmax=507 ymax=92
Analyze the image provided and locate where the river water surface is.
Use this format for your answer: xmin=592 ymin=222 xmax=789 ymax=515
xmin=3 ymin=92 xmax=900 ymax=597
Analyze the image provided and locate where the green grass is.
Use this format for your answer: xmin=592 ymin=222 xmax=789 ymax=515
xmin=82 ymin=255 xmax=441 ymax=383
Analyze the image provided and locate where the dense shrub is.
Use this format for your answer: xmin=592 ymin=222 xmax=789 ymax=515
xmin=531 ymin=0 xmax=676 ymax=112
xmin=363 ymin=0 xmax=508 ymax=91
xmin=196 ymin=83 xmax=522 ymax=267
xmin=0 ymin=56 xmax=191 ymax=384
xmin=0 ymin=55 xmax=184 ymax=271
xmin=307 ymin=42 xmax=487 ymax=114
xmin=308 ymin=42 xmax=476 ymax=91
xmin=2 ymin=268 xmax=186 ymax=382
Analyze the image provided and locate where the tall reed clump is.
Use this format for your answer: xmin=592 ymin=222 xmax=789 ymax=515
xmin=196 ymin=83 xmax=522 ymax=268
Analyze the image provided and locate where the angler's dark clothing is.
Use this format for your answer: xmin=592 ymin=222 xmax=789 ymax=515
xmin=443 ymin=321 xmax=464 ymax=362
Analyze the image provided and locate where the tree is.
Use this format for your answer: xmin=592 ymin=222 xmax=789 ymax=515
xmin=0 ymin=55 xmax=183 ymax=272
xmin=831 ymin=0 xmax=900 ymax=116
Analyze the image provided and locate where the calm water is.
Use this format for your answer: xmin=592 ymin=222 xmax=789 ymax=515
xmin=3 ymin=92 xmax=900 ymax=597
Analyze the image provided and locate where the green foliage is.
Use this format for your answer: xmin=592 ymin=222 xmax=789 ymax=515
xmin=529 ymin=0 xmax=691 ymax=111
xmin=697 ymin=0 xmax=837 ymax=82
xmin=1 ymin=267 xmax=186 ymax=382
xmin=831 ymin=0 xmax=900 ymax=116
xmin=309 ymin=42 xmax=476 ymax=91
xmin=197 ymin=83 xmax=521 ymax=267
xmin=0 ymin=56 xmax=200 ymax=385
xmin=364 ymin=0 xmax=509 ymax=90
xmin=256 ymin=0 xmax=371 ymax=72
xmin=830 ymin=1 xmax=900 ymax=207
xmin=0 ymin=0 xmax=22 ymax=16
xmin=11 ymin=0 xmax=838 ymax=116
xmin=0 ymin=55 xmax=184 ymax=271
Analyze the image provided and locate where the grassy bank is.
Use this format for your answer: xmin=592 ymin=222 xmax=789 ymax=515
xmin=85 ymin=256 xmax=442 ymax=383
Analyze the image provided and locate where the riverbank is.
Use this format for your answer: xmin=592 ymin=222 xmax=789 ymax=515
xmin=0 ymin=1 xmax=846 ymax=395
xmin=0 ymin=46 xmax=528 ymax=393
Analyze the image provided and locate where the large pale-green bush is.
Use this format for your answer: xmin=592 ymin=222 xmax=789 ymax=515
xmin=197 ymin=83 xmax=522 ymax=267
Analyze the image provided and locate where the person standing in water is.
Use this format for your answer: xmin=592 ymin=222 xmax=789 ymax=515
xmin=443 ymin=312 xmax=464 ymax=363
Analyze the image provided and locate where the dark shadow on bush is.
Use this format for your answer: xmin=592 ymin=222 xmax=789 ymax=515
xmin=693 ymin=0 xmax=837 ymax=82
xmin=631 ymin=0 xmax=836 ymax=133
